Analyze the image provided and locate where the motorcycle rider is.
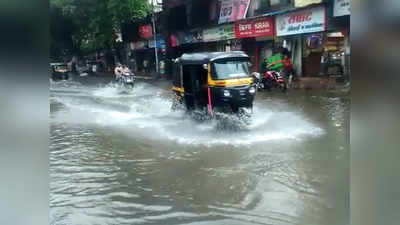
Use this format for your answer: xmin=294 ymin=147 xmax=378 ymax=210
xmin=122 ymin=65 xmax=132 ymax=76
xmin=120 ymin=65 xmax=135 ymax=88
xmin=114 ymin=63 xmax=123 ymax=80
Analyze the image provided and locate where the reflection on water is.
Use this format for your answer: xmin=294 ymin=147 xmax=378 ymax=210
xmin=50 ymin=78 xmax=348 ymax=225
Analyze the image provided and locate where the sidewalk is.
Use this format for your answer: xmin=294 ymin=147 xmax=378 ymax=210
xmin=94 ymin=71 xmax=349 ymax=94
xmin=293 ymin=76 xmax=349 ymax=92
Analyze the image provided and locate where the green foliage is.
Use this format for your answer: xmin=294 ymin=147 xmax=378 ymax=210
xmin=50 ymin=0 xmax=151 ymax=55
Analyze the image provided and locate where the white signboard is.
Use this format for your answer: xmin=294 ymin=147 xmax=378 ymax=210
xmin=334 ymin=0 xmax=350 ymax=17
xmin=294 ymin=0 xmax=322 ymax=8
xmin=203 ymin=24 xmax=235 ymax=42
xmin=275 ymin=6 xmax=326 ymax=36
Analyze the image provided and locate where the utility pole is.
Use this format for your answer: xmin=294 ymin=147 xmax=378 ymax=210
xmin=151 ymin=0 xmax=159 ymax=74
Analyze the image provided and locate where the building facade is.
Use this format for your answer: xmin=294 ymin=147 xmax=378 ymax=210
xmin=124 ymin=0 xmax=350 ymax=80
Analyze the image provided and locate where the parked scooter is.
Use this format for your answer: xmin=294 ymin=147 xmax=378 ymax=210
xmin=262 ymin=69 xmax=287 ymax=92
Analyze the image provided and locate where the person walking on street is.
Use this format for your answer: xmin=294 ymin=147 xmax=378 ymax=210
xmin=282 ymin=54 xmax=295 ymax=87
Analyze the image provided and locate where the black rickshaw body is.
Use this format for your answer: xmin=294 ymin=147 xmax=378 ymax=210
xmin=50 ymin=63 xmax=69 ymax=80
xmin=171 ymin=51 xmax=255 ymax=115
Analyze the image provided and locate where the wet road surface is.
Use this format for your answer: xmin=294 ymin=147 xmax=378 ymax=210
xmin=50 ymin=75 xmax=349 ymax=225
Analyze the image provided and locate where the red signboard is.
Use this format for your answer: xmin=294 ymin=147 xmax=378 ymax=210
xmin=139 ymin=24 xmax=153 ymax=39
xmin=234 ymin=17 xmax=274 ymax=39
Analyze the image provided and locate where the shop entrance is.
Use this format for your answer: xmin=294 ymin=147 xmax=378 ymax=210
xmin=302 ymin=32 xmax=346 ymax=77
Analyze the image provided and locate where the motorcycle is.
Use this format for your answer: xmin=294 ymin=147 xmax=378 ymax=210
xmin=119 ymin=72 xmax=135 ymax=88
xmin=262 ymin=70 xmax=287 ymax=92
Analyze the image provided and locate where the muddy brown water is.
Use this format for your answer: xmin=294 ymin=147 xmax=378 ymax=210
xmin=50 ymin=76 xmax=349 ymax=225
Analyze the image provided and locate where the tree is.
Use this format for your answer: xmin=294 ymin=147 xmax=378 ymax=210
xmin=50 ymin=0 xmax=151 ymax=56
xmin=50 ymin=5 xmax=75 ymax=60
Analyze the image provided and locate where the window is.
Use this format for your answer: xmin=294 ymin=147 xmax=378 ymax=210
xmin=251 ymin=0 xmax=293 ymax=16
xmin=212 ymin=58 xmax=250 ymax=80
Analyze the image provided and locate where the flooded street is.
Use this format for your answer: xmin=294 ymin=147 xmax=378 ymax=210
xmin=50 ymin=75 xmax=349 ymax=225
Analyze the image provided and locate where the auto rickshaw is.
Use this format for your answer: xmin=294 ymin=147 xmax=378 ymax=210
xmin=171 ymin=51 xmax=255 ymax=117
xmin=50 ymin=63 xmax=69 ymax=80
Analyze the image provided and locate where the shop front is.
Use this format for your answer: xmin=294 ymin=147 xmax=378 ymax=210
xmin=128 ymin=23 xmax=160 ymax=76
xmin=329 ymin=0 xmax=350 ymax=81
xmin=234 ymin=16 xmax=275 ymax=72
xmin=166 ymin=29 xmax=204 ymax=77
xmin=149 ymin=36 xmax=167 ymax=75
xmin=275 ymin=5 xmax=327 ymax=77
xmin=202 ymin=24 xmax=236 ymax=52
xmin=168 ymin=29 xmax=204 ymax=58
xmin=129 ymin=40 xmax=157 ymax=76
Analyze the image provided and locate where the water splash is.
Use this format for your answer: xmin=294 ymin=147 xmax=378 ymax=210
xmin=51 ymin=82 xmax=324 ymax=146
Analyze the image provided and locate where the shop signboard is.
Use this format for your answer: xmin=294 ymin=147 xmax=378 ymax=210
xmin=203 ymin=24 xmax=235 ymax=42
xmin=294 ymin=0 xmax=322 ymax=8
xmin=334 ymin=0 xmax=350 ymax=17
xmin=234 ymin=17 xmax=274 ymax=39
xmin=180 ymin=29 xmax=203 ymax=44
xmin=275 ymin=6 xmax=326 ymax=36
xmin=218 ymin=0 xmax=251 ymax=24
xmin=148 ymin=36 xmax=166 ymax=49
xmin=139 ymin=24 xmax=153 ymax=39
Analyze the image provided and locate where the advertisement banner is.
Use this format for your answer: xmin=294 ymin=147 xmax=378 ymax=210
xmin=203 ymin=24 xmax=235 ymax=42
xmin=235 ymin=17 xmax=274 ymax=39
xmin=294 ymin=0 xmax=322 ymax=8
xmin=218 ymin=0 xmax=251 ymax=24
xmin=139 ymin=24 xmax=153 ymax=39
xmin=334 ymin=0 xmax=350 ymax=17
xmin=275 ymin=6 xmax=326 ymax=36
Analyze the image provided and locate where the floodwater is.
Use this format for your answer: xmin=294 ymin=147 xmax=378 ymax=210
xmin=50 ymin=75 xmax=349 ymax=225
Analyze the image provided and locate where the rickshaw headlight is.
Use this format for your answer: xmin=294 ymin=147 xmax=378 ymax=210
xmin=249 ymin=87 xmax=256 ymax=94
xmin=223 ymin=90 xmax=231 ymax=97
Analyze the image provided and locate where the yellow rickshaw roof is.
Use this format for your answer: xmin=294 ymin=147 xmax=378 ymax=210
xmin=177 ymin=51 xmax=249 ymax=65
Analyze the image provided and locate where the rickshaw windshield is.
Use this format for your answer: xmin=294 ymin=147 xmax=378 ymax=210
xmin=54 ymin=65 xmax=68 ymax=71
xmin=212 ymin=58 xmax=250 ymax=80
